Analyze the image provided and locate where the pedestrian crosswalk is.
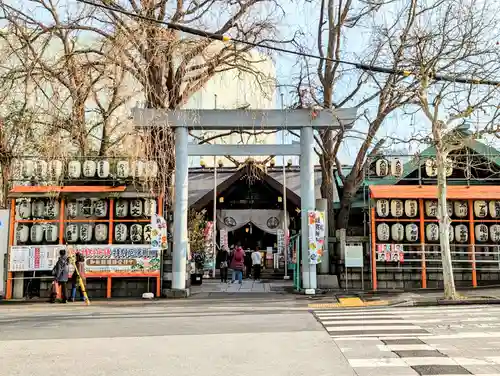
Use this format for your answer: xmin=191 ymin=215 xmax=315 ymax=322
xmin=311 ymin=305 xmax=500 ymax=375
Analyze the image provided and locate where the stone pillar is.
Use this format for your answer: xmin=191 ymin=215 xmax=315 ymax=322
xmin=13 ymin=272 xmax=23 ymax=299
xmin=300 ymin=125 xmax=317 ymax=291
xmin=172 ymin=126 xmax=189 ymax=291
xmin=316 ymin=198 xmax=329 ymax=274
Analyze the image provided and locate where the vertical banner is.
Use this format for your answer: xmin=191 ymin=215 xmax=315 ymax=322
xmin=220 ymin=229 xmax=228 ymax=250
xmin=277 ymin=229 xmax=285 ymax=254
xmin=307 ymin=211 xmax=325 ymax=265
xmin=203 ymin=221 xmax=214 ymax=269
xmin=151 ymin=214 xmax=168 ymax=251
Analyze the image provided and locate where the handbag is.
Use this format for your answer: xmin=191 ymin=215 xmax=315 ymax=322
xmin=220 ymin=261 xmax=228 ymax=268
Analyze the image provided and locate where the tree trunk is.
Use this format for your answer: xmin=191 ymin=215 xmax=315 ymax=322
xmin=436 ymin=149 xmax=459 ymax=300
xmin=0 ymin=161 xmax=10 ymax=209
xmin=336 ymin=178 xmax=356 ymax=230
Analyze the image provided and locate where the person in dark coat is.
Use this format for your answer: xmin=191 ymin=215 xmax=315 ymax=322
xmin=217 ymin=247 xmax=229 ymax=283
xmin=244 ymin=249 xmax=252 ymax=279
xmin=52 ymin=249 xmax=69 ymax=303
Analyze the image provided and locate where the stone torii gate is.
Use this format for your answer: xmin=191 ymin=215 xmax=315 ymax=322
xmin=132 ymin=108 xmax=357 ymax=294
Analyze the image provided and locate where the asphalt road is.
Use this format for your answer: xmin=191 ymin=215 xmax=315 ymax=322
xmin=0 ymin=299 xmax=355 ymax=376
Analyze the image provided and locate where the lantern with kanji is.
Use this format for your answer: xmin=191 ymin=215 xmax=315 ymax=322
xmin=114 ymin=223 xmax=128 ymax=242
xmin=391 ymin=223 xmax=404 ymax=242
xmin=405 ymin=223 xmax=419 ymax=242
xmin=115 ymin=200 xmax=128 ymax=218
xmin=377 ymin=223 xmax=390 ymax=241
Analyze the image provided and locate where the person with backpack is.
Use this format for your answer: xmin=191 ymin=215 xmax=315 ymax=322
xmin=230 ymin=243 xmax=245 ymax=284
xmin=52 ymin=249 xmax=70 ymax=303
xmin=70 ymin=252 xmax=86 ymax=302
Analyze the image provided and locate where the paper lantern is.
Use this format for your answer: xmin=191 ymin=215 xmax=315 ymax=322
xmin=11 ymin=159 xmax=23 ymax=180
xmin=116 ymin=160 xmax=129 ymax=178
xmin=475 ymin=224 xmax=489 ymax=243
xmin=454 ymin=201 xmax=468 ymax=218
xmin=445 ymin=158 xmax=453 ymax=177
xmin=145 ymin=160 xmax=159 ymax=178
xmin=449 ymin=226 xmax=454 ymax=243
xmin=143 ymin=224 xmax=152 ymax=243
xmin=390 ymin=200 xmax=404 ymax=217
xmin=83 ymin=160 xmax=97 ymax=177
xmin=426 ymin=223 xmax=439 ymax=242
xmin=79 ymin=224 xmax=93 ymax=242
xmin=95 ymin=224 xmax=108 ymax=242
xmin=115 ymin=200 xmax=128 ymax=217
xmin=474 ymin=200 xmax=488 ymax=218
xmin=425 ymin=159 xmax=437 ymax=177
xmin=97 ymin=160 xmax=110 ymax=178
xmin=32 ymin=200 xmax=45 ymax=218
xmin=45 ymin=224 xmax=58 ymax=242
xmin=455 ymin=224 xmax=468 ymax=243
xmin=375 ymin=159 xmax=389 ymax=177
xmin=78 ymin=198 xmax=93 ymax=217
xmin=48 ymin=160 xmax=63 ymax=180
xmin=490 ymin=224 xmax=500 ymax=243
xmin=130 ymin=224 xmax=143 ymax=243
xmin=94 ymin=199 xmax=108 ymax=217
xmin=44 ymin=200 xmax=59 ymax=219
xmin=377 ymin=223 xmax=390 ymax=241
xmin=22 ymin=159 xmax=34 ymax=178
xmin=390 ymin=158 xmax=403 ymax=177
xmin=34 ymin=159 xmax=48 ymax=179
xmin=132 ymin=160 xmax=146 ymax=179
xmin=144 ymin=199 xmax=157 ymax=217
xmin=404 ymin=200 xmax=418 ymax=218
xmin=489 ymin=201 xmax=500 ymax=218
xmin=405 ymin=223 xmax=419 ymax=242
xmin=114 ymin=223 xmax=128 ymax=242
xmin=18 ymin=199 xmax=31 ymax=219
xmin=391 ymin=223 xmax=404 ymax=242
xmin=130 ymin=199 xmax=143 ymax=217
xmin=425 ymin=200 xmax=438 ymax=217
xmin=66 ymin=224 xmax=79 ymax=243
xmin=30 ymin=224 xmax=44 ymax=243
xmin=16 ymin=224 xmax=29 ymax=243
xmin=68 ymin=160 xmax=82 ymax=178
xmin=376 ymin=199 xmax=390 ymax=217
xmin=66 ymin=201 xmax=78 ymax=218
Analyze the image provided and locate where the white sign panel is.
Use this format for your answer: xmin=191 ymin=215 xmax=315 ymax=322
xmin=345 ymin=244 xmax=364 ymax=268
xmin=9 ymin=245 xmax=61 ymax=272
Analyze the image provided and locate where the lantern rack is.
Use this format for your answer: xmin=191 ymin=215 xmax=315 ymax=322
xmin=5 ymin=185 xmax=164 ymax=300
xmin=369 ymin=185 xmax=500 ymax=291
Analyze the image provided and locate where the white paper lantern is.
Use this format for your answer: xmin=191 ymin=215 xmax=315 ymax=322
xmin=18 ymin=199 xmax=31 ymax=219
xmin=32 ymin=200 xmax=45 ymax=218
xmin=116 ymin=160 xmax=129 ymax=178
xmin=66 ymin=224 xmax=79 ymax=243
xmin=16 ymin=224 xmax=29 ymax=243
xmin=425 ymin=200 xmax=438 ymax=217
xmin=44 ymin=200 xmax=59 ymax=219
xmin=145 ymin=161 xmax=159 ymax=178
xmin=132 ymin=160 xmax=146 ymax=179
xmin=449 ymin=226 xmax=454 ymax=243
xmin=143 ymin=224 xmax=152 ymax=243
xmin=22 ymin=159 xmax=34 ymax=178
xmin=490 ymin=224 xmax=500 ymax=243
xmin=30 ymin=224 xmax=44 ymax=243
xmin=94 ymin=199 xmax=108 ymax=217
xmin=447 ymin=202 xmax=453 ymax=217
xmin=130 ymin=199 xmax=143 ymax=217
xmin=391 ymin=223 xmax=404 ymax=242
xmin=79 ymin=224 xmax=93 ymax=242
xmin=45 ymin=224 xmax=58 ymax=242
xmin=48 ymin=160 xmax=63 ymax=180
xmin=404 ymin=200 xmax=418 ymax=218
xmin=390 ymin=158 xmax=403 ymax=177
xmin=426 ymin=223 xmax=439 ymax=242
xmin=83 ymin=160 xmax=97 ymax=177
xmin=377 ymin=223 xmax=390 ymax=241
xmin=405 ymin=223 xmax=419 ymax=242
xmin=445 ymin=158 xmax=453 ymax=177
xmin=390 ymin=200 xmax=404 ymax=217
xmin=130 ymin=224 xmax=143 ymax=243
xmin=144 ymin=199 xmax=157 ymax=217
xmin=474 ymin=200 xmax=488 ymax=218
xmin=475 ymin=224 xmax=489 ymax=243
xmin=454 ymin=201 xmax=468 ymax=218
xmin=375 ymin=159 xmax=389 ymax=177
xmin=97 ymin=160 xmax=110 ymax=178
xmin=376 ymin=199 xmax=390 ymax=218
xmin=66 ymin=201 xmax=78 ymax=218
xmin=68 ymin=160 xmax=82 ymax=178
xmin=33 ymin=159 xmax=48 ymax=180
xmin=11 ymin=159 xmax=23 ymax=180
xmin=114 ymin=223 xmax=128 ymax=242
xmin=95 ymin=224 xmax=108 ymax=242
xmin=115 ymin=200 xmax=128 ymax=217
xmin=425 ymin=159 xmax=437 ymax=177
xmin=489 ymin=201 xmax=500 ymax=218
xmin=78 ymin=198 xmax=93 ymax=217
xmin=455 ymin=224 xmax=468 ymax=243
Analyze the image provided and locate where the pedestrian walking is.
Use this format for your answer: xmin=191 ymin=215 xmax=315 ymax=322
xmin=217 ymin=246 xmax=229 ymax=283
xmin=51 ymin=249 xmax=69 ymax=303
xmin=70 ymin=252 xmax=86 ymax=302
xmin=230 ymin=244 xmax=245 ymax=284
xmin=252 ymin=246 xmax=262 ymax=281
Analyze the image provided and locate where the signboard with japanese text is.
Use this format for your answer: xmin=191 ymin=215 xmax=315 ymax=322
xmin=9 ymin=245 xmax=61 ymax=272
xmin=67 ymin=245 xmax=160 ymax=275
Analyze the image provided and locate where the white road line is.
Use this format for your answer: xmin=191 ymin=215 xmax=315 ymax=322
xmin=314 ymin=306 xmax=500 ymax=315
xmin=376 ymin=344 xmax=436 ymax=351
xmin=321 ymin=319 xmax=442 ymax=324
xmin=332 ymin=333 xmax=433 ymax=339
xmin=326 ymin=325 xmax=421 ymax=331
xmin=485 ymin=357 xmax=500 ymax=364
xmin=349 ymin=357 xmax=492 ymax=367
xmin=348 ymin=358 xmax=407 ymax=367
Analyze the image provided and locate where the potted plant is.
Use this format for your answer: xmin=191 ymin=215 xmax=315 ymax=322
xmin=188 ymin=209 xmax=207 ymax=285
